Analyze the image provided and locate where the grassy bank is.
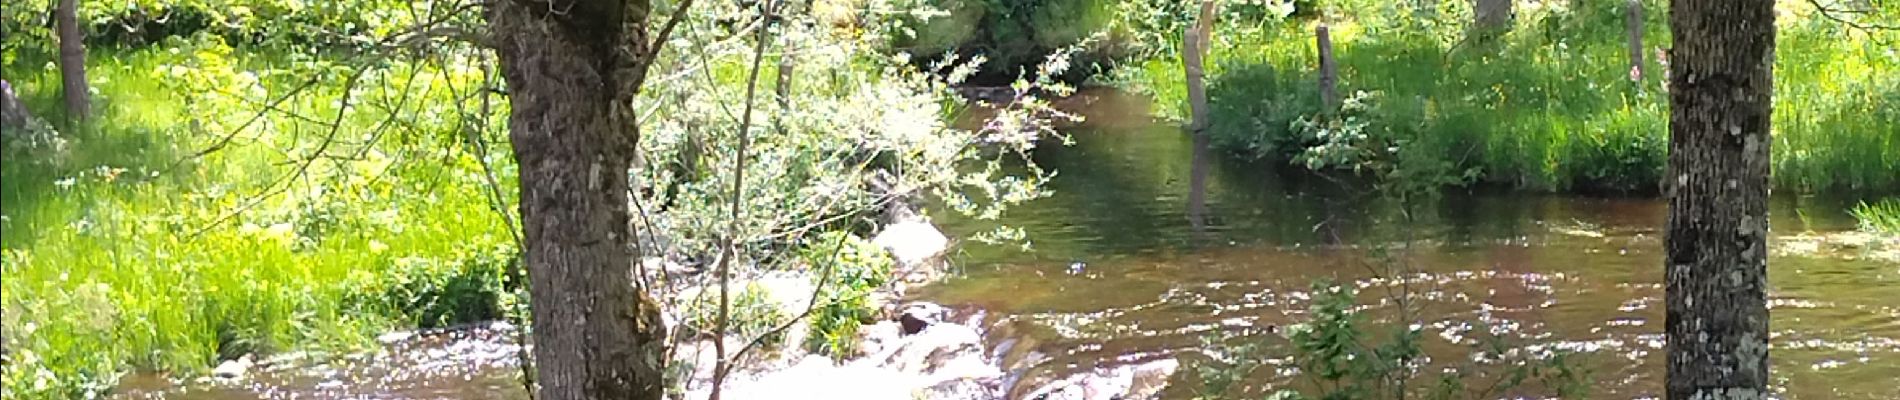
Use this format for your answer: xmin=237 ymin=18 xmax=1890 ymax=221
xmin=1109 ymin=0 xmax=1899 ymax=193
xmin=2 ymin=48 xmax=518 ymax=398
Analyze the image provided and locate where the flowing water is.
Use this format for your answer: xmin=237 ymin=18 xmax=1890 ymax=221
xmin=115 ymin=89 xmax=1899 ymax=399
xmin=921 ymin=89 xmax=1900 ymax=399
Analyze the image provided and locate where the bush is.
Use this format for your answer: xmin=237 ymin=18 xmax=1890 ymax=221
xmin=347 ymin=245 xmax=515 ymax=330
xmin=800 ymin=231 xmax=894 ymax=359
xmin=681 ymin=282 xmax=791 ymax=349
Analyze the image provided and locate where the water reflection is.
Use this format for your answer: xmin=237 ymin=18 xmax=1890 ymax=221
xmin=923 ymin=89 xmax=1898 ymax=399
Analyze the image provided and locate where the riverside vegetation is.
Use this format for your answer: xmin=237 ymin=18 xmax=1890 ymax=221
xmin=1 ymin=0 xmax=1071 ymax=397
xmin=3 ymin=0 xmax=1897 ymax=398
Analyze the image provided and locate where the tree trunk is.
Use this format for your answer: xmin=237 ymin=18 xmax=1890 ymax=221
xmin=1664 ymin=0 xmax=1775 ymax=397
xmin=1184 ymin=1 xmax=1213 ymax=232
xmin=1474 ymin=0 xmax=1514 ymax=32
xmin=1316 ymin=24 xmax=1337 ymax=111
xmin=1 ymin=80 xmax=35 ymax=132
xmin=55 ymin=0 xmax=89 ymax=122
xmin=1627 ymin=0 xmax=1645 ymax=84
xmin=489 ymin=0 xmax=666 ymax=399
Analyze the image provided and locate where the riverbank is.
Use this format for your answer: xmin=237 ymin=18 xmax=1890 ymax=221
xmin=1107 ymin=0 xmax=1898 ymax=194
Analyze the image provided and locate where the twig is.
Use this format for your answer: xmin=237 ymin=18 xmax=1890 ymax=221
xmin=710 ymin=1 xmax=781 ymax=398
xmin=187 ymin=67 xmax=368 ymax=238
xmin=1806 ymin=0 xmax=1900 ymax=31
xmin=637 ymin=0 xmax=700 ymax=89
xmin=162 ymin=75 xmax=324 ymax=174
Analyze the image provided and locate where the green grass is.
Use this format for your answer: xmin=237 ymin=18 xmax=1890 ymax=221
xmin=1853 ymin=199 xmax=1900 ymax=234
xmin=2 ymin=48 xmax=516 ymax=399
xmin=1111 ymin=0 xmax=1900 ymax=194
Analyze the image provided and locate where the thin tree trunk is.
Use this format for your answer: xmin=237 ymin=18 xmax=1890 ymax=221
xmin=1664 ymin=0 xmax=1775 ymax=397
xmin=1474 ymin=0 xmax=1514 ymax=32
xmin=490 ymin=0 xmax=666 ymax=398
xmin=1627 ymin=0 xmax=1646 ymax=84
xmin=1184 ymin=0 xmax=1213 ymax=231
xmin=55 ymin=0 xmax=89 ymax=122
xmin=1316 ymin=24 xmax=1338 ymax=111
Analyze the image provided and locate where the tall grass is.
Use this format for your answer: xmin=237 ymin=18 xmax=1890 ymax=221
xmin=1112 ymin=0 xmax=1899 ymax=193
xmin=1854 ymin=199 xmax=1900 ymax=234
xmin=2 ymin=49 xmax=516 ymax=398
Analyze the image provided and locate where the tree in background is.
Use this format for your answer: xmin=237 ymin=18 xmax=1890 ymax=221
xmin=55 ymin=0 xmax=87 ymax=122
xmin=488 ymin=0 xmax=673 ymax=397
xmin=1663 ymin=0 xmax=1775 ymax=398
xmin=1473 ymin=0 xmax=1514 ymax=32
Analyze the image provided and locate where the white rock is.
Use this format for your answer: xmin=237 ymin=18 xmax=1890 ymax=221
xmin=874 ymin=220 xmax=949 ymax=269
xmin=211 ymin=354 xmax=254 ymax=380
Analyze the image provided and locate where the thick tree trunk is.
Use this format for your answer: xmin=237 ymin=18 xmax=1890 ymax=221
xmin=55 ymin=0 xmax=88 ymax=121
xmin=1664 ymin=0 xmax=1775 ymax=397
xmin=490 ymin=0 xmax=665 ymax=399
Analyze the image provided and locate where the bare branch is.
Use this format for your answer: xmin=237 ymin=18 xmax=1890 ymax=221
xmin=710 ymin=0 xmax=782 ymax=397
xmin=1806 ymin=0 xmax=1900 ymax=31
xmin=637 ymin=0 xmax=701 ymax=88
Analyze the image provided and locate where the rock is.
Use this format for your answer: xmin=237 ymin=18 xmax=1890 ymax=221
xmin=875 ymin=323 xmax=993 ymax=378
xmin=873 ymin=220 xmax=949 ymax=273
xmin=211 ymin=354 xmax=254 ymax=380
xmin=709 ymin=356 xmax=919 ymax=400
xmin=1125 ymin=359 xmax=1180 ymax=400
xmin=900 ymin=302 xmax=949 ymax=335
xmin=857 ymin=321 xmax=905 ymax=358
xmin=921 ymin=377 xmax=1002 ymax=400
xmin=1022 ymin=358 xmax=1179 ymax=400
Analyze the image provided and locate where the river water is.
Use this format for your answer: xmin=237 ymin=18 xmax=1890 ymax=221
xmin=115 ymin=89 xmax=1898 ymax=399
xmin=921 ymin=89 xmax=1900 ymax=399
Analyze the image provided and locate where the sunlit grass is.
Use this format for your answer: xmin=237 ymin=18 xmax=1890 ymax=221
xmin=1854 ymin=199 xmax=1900 ymax=234
xmin=1113 ymin=0 xmax=1899 ymax=193
xmin=2 ymin=48 xmax=516 ymax=399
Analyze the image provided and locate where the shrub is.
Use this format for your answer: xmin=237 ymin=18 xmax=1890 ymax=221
xmin=347 ymin=245 xmax=515 ymax=330
xmin=800 ymin=231 xmax=894 ymax=359
xmin=681 ymin=282 xmax=791 ymax=349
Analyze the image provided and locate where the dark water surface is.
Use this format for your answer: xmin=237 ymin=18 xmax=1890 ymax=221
xmin=920 ymin=89 xmax=1900 ymax=399
xmin=116 ymin=89 xmax=1898 ymax=399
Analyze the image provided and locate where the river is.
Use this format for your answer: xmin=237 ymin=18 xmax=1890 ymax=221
xmin=115 ymin=89 xmax=1898 ymax=399
xmin=921 ymin=89 xmax=1900 ymax=399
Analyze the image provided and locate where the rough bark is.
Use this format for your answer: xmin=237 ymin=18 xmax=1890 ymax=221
xmin=1664 ymin=0 xmax=1775 ymax=397
xmin=489 ymin=0 xmax=666 ymax=399
xmin=56 ymin=0 xmax=89 ymax=121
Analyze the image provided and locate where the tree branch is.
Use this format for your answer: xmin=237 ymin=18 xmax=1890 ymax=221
xmin=710 ymin=1 xmax=780 ymax=397
xmin=1806 ymin=0 xmax=1900 ymax=31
